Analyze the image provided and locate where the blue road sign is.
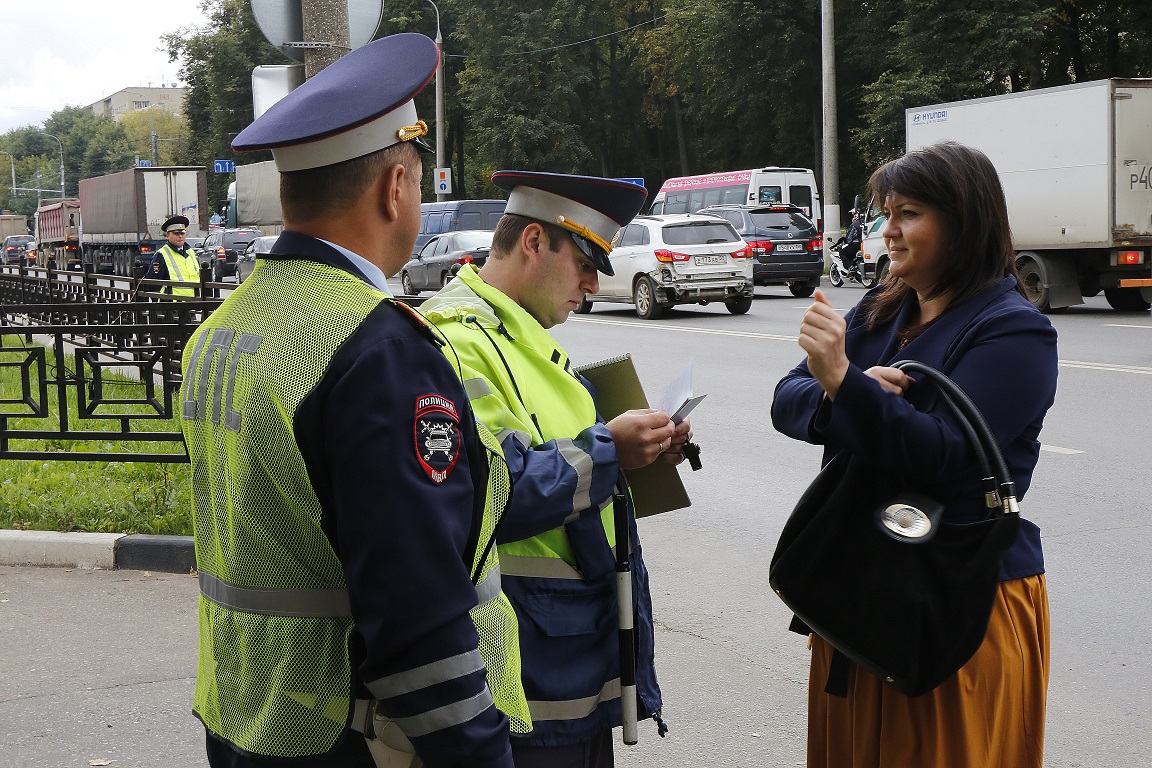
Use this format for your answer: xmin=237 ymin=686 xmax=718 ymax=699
xmin=214 ymin=160 xmax=236 ymax=173
xmin=618 ymin=177 xmax=645 ymax=188
xmin=138 ymin=160 xmax=152 ymax=167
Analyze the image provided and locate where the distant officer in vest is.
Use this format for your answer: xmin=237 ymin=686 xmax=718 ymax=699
xmin=150 ymin=215 xmax=200 ymax=295
xmin=421 ymin=172 xmax=693 ymax=767
xmin=180 ymin=33 xmax=529 ymax=768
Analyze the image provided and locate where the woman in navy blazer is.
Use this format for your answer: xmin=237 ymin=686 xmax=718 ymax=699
xmin=772 ymin=141 xmax=1057 ymax=768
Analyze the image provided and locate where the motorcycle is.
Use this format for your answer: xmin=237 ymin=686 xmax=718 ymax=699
xmin=826 ymin=197 xmax=878 ymax=288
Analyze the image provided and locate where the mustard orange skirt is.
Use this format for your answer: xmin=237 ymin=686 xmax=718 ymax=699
xmin=806 ymin=574 xmax=1049 ymax=768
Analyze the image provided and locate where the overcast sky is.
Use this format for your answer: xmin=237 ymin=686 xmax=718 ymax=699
xmin=0 ymin=0 xmax=210 ymax=134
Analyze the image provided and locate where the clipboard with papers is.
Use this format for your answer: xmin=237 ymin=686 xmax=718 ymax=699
xmin=574 ymin=353 xmax=702 ymax=518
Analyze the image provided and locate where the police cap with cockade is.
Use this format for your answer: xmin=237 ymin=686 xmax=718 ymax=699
xmin=232 ymin=33 xmax=438 ymax=172
xmin=491 ymin=171 xmax=648 ymax=277
xmin=162 ymin=215 xmax=190 ymax=233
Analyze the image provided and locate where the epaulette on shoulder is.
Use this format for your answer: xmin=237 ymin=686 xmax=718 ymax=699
xmin=386 ymin=297 xmax=446 ymax=347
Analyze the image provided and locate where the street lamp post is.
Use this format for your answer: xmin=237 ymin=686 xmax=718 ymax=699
xmin=0 ymin=149 xmax=15 ymax=191
xmin=37 ymin=132 xmax=65 ymax=199
xmin=426 ymin=0 xmax=447 ymax=202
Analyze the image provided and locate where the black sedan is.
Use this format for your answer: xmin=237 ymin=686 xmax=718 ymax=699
xmin=696 ymin=204 xmax=823 ymax=297
xmin=400 ymin=230 xmax=494 ymax=295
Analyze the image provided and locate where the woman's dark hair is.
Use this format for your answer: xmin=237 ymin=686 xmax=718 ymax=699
xmin=863 ymin=141 xmax=1020 ymax=332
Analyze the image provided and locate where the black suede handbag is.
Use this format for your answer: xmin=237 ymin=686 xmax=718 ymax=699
xmin=768 ymin=361 xmax=1020 ymax=697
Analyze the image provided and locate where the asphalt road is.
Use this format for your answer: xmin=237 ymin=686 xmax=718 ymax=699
xmin=2 ymin=282 xmax=1149 ymax=767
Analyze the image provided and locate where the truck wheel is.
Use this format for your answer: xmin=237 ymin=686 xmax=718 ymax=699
xmin=828 ymin=264 xmax=844 ymax=287
xmin=726 ymin=295 xmax=753 ymax=314
xmin=1104 ymin=287 xmax=1152 ymax=312
xmin=1016 ymin=255 xmax=1052 ymax=312
xmin=634 ymin=276 xmax=664 ymax=320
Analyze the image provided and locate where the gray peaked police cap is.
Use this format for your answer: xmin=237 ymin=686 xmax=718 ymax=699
xmin=491 ymin=170 xmax=649 ymax=277
xmin=232 ymin=33 xmax=437 ymax=172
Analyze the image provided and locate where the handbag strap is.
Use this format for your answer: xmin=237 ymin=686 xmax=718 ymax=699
xmin=893 ymin=360 xmax=1019 ymax=517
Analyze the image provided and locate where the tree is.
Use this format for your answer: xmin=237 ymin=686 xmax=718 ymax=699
xmin=120 ymin=108 xmax=188 ymax=167
xmin=164 ymin=0 xmax=284 ymax=209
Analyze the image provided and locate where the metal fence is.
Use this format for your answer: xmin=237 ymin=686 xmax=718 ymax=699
xmin=0 ymin=264 xmax=224 ymax=462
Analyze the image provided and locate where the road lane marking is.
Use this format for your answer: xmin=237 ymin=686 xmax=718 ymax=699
xmin=1103 ymin=324 xmax=1152 ymax=329
xmin=1058 ymin=359 xmax=1152 ymax=375
xmin=1040 ymin=444 xmax=1084 ymax=454
xmin=571 ymin=320 xmax=1152 ymax=375
xmin=569 ymin=316 xmax=797 ymax=342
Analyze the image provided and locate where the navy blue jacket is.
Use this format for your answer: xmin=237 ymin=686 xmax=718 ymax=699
xmin=772 ymin=277 xmax=1058 ymax=580
xmin=205 ymin=232 xmax=512 ymax=768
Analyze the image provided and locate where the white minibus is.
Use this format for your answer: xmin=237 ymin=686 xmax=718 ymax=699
xmin=649 ymin=167 xmax=822 ymax=230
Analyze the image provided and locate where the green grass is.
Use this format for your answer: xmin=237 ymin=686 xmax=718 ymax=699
xmin=0 ymin=344 xmax=192 ymax=535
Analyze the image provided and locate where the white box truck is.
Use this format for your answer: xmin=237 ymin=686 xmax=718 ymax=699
xmin=899 ymin=79 xmax=1152 ymax=311
xmin=232 ymin=160 xmax=284 ymax=235
xmin=79 ymin=166 xmax=208 ymax=276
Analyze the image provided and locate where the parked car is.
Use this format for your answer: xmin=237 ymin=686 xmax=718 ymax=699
xmin=400 ymin=230 xmax=495 ymax=295
xmin=413 ymin=199 xmax=506 ymax=259
xmin=236 ymin=235 xmax=278 ymax=283
xmin=695 ymin=204 xmax=822 ymax=297
xmin=3 ymin=234 xmax=35 ymax=266
xmin=578 ymin=214 xmax=754 ymax=319
xmin=200 ymin=227 xmax=262 ymax=280
xmin=185 ymin=236 xmax=206 ymax=257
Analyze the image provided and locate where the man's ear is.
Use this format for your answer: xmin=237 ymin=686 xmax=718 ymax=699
xmin=378 ymin=163 xmax=407 ymax=222
xmin=520 ymin=222 xmax=546 ymax=262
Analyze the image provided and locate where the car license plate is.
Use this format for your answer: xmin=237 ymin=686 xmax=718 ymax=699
xmin=775 ymin=243 xmax=804 ymax=252
xmin=694 ymin=254 xmax=726 ymax=265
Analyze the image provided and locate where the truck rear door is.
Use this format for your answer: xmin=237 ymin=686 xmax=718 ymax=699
xmin=1114 ymin=83 xmax=1152 ymax=238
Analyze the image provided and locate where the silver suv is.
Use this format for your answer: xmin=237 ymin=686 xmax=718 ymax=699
xmin=578 ymin=214 xmax=754 ymax=319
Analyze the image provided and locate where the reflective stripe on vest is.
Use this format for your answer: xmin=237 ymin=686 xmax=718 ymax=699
xmin=475 ymin=563 xmax=502 ymax=606
xmin=527 ymin=677 xmax=621 ymax=722
xmin=463 ymin=377 xmax=492 ymax=399
xmin=201 ymin=564 xmax=503 ymax=616
xmin=199 ymin=571 xmax=352 ymax=617
xmin=499 ymin=554 xmax=584 ymax=580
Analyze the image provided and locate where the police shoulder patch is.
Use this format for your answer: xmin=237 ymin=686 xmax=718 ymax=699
xmin=414 ymin=393 xmax=462 ymax=484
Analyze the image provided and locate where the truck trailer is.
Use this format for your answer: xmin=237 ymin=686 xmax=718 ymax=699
xmin=78 ymin=166 xmax=208 ymax=275
xmin=0 ymin=213 xmax=29 ymax=239
xmin=34 ymin=199 xmax=81 ymax=268
xmin=902 ymin=79 xmax=1152 ymax=311
xmin=232 ymin=160 xmax=283 ymax=235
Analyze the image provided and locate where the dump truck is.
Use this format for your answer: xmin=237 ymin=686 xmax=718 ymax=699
xmin=78 ymin=166 xmax=208 ymax=275
xmin=33 ymin=199 xmax=81 ymax=268
xmin=902 ymin=78 xmax=1152 ymax=312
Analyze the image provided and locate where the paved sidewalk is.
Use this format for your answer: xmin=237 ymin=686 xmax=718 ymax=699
xmin=0 ymin=565 xmax=204 ymax=766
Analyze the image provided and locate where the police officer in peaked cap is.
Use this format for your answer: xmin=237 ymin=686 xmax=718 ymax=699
xmin=182 ymin=32 xmax=529 ymax=768
xmin=149 ymin=214 xmax=199 ymax=295
xmin=420 ymin=171 xmax=692 ymax=766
